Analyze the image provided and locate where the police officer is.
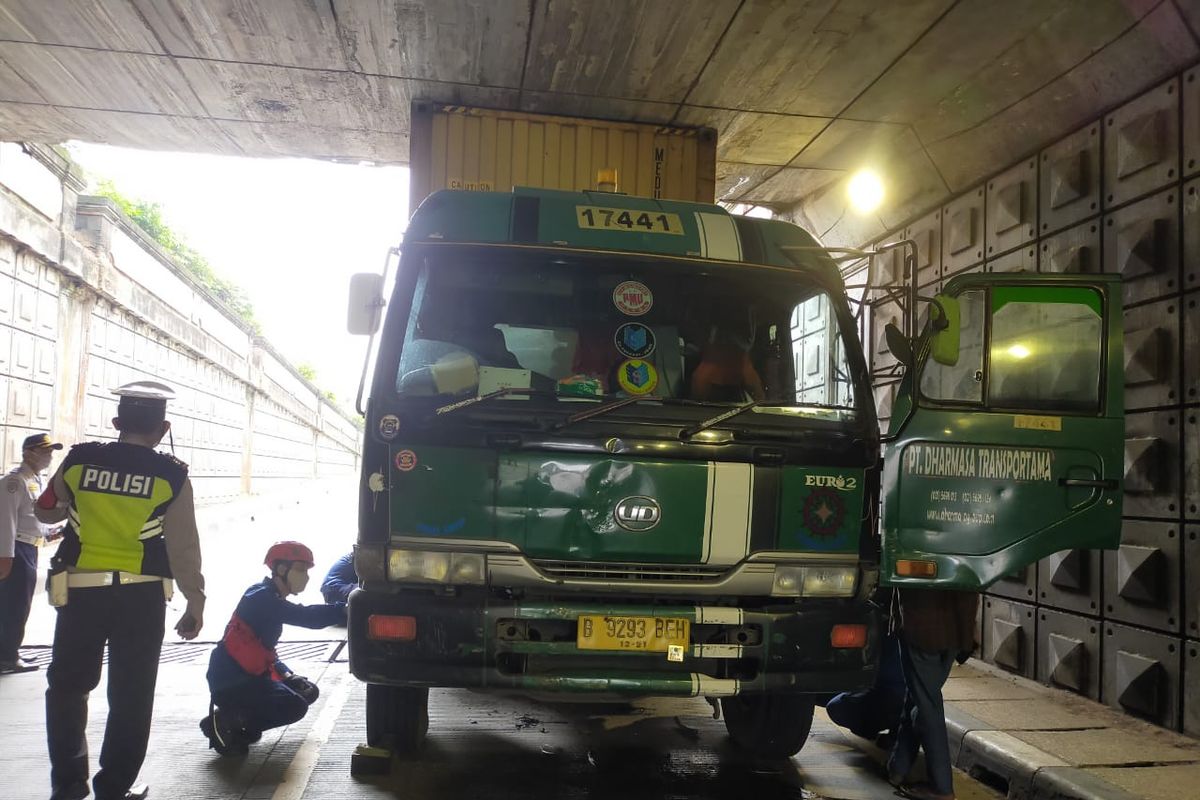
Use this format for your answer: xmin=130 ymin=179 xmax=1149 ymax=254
xmin=36 ymin=381 xmax=206 ymax=800
xmin=0 ymin=433 xmax=63 ymax=674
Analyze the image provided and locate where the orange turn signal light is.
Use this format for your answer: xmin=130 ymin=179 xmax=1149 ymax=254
xmin=831 ymin=624 xmax=867 ymax=649
xmin=368 ymin=614 xmax=417 ymax=642
xmin=895 ymin=559 xmax=938 ymax=578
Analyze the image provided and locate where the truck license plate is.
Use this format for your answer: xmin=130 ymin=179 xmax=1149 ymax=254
xmin=576 ymin=615 xmax=690 ymax=653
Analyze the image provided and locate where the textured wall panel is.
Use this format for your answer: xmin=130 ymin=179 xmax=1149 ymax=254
xmin=1103 ymin=78 xmax=1180 ymax=210
xmin=1123 ymin=410 xmax=1181 ymax=518
xmin=986 ymin=157 xmax=1037 ymax=258
xmin=1103 ymin=622 xmax=1182 ymax=729
xmin=1102 ymin=187 xmax=1181 ymax=306
xmin=1122 ymin=297 xmax=1181 ymax=410
xmin=1104 ymin=521 xmax=1181 ymax=633
xmin=989 ymin=562 xmax=1038 ymax=603
xmin=983 ymin=597 xmax=1036 ymax=679
xmin=904 ymin=209 xmax=942 ymax=288
xmin=1038 ymin=549 xmax=1101 ymax=616
xmin=1185 ymin=179 xmax=1199 ymax=293
xmin=986 ymin=243 xmax=1036 ymax=274
xmin=1185 ymin=67 xmax=1198 ymax=179
xmin=868 ymin=299 xmax=903 ymax=377
xmin=1039 ymin=218 xmax=1101 ymax=274
xmin=1184 ymin=526 xmax=1200 ymax=639
xmin=1040 ymin=122 xmax=1101 ymax=235
xmin=1187 ymin=411 xmax=1200 ymax=521
xmin=1037 ymin=607 xmax=1101 ymax=700
xmin=941 ymin=186 xmax=985 ymax=274
xmin=1186 ymin=640 xmax=1200 ymax=736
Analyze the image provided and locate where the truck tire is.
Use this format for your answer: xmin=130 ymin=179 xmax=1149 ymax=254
xmin=720 ymin=693 xmax=814 ymax=758
xmin=365 ymin=684 xmax=429 ymax=754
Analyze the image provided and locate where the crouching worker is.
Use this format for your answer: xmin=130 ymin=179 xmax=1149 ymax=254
xmin=200 ymin=541 xmax=346 ymax=755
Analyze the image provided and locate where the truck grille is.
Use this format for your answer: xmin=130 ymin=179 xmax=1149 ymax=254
xmin=531 ymin=560 xmax=728 ymax=583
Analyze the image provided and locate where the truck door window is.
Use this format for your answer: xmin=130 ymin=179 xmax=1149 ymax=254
xmin=917 ymin=285 xmax=1104 ymax=414
xmin=989 ymin=289 xmax=1102 ymax=412
xmin=919 ymin=289 xmax=985 ymax=403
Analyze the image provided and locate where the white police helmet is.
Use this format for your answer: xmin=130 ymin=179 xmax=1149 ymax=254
xmin=112 ymin=380 xmax=176 ymax=407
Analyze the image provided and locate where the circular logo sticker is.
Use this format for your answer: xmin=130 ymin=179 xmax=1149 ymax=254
xmin=613 ymin=281 xmax=653 ymax=316
xmin=802 ymin=487 xmax=845 ymax=539
xmin=394 ymin=450 xmax=417 ymax=472
xmin=617 ymin=359 xmax=659 ymax=395
xmin=379 ymin=414 xmax=400 ymax=440
xmin=614 ymin=496 xmax=662 ymax=532
xmin=614 ymin=323 xmax=656 ymax=359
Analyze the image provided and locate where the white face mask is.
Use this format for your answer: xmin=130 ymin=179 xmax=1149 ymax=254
xmin=285 ymin=565 xmax=310 ymax=595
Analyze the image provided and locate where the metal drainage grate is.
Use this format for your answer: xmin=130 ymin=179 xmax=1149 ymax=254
xmin=17 ymin=640 xmax=346 ymax=668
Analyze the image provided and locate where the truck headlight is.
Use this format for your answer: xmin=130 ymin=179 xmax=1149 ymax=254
xmin=772 ymin=566 xmax=857 ymax=597
xmin=387 ymin=549 xmax=486 ymax=585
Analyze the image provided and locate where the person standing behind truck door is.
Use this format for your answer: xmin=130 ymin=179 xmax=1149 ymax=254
xmin=36 ymin=381 xmax=205 ymax=800
xmin=0 ymin=433 xmax=64 ymax=674
xmin=887 ymin=587 xmax=979 ymax=800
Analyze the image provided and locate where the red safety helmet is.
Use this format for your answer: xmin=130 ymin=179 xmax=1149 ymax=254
xmin=264 ymin=541 xmax=315 ymax=569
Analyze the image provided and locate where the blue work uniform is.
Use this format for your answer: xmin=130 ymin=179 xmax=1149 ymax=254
xmin=320 ymin=553 xmax=357 ymax=604
xmin=206 ymin=579 xmax=345 ymax=736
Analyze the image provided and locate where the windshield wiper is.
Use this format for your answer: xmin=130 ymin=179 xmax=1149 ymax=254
xmin=435 ymin=387 xmax=563 ymax=416
xmin=681 ymin=400 xmax=853 ymax=439
xmin=680 ymin=400 xmax=763 ymax=439
xmin=551 ymin=397 xmax=726 ymax=433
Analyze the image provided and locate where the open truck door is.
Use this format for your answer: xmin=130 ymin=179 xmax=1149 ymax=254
xmin=880 ymin=273 xmax=1124 ymax=589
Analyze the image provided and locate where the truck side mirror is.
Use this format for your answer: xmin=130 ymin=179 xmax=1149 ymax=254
xmin=929 ymin=294 xmax=961 ymax=366
xmin=347 ymin=273 xmax=385 ymax=335
xmin=884 ymin=323 xmax=913 ymax=368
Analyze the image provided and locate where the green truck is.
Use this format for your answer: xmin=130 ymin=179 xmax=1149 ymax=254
xmin=345 ymin=186 xmax=1124 ymax=759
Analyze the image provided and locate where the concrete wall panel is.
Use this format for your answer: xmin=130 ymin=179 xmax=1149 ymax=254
xmin=904 ymin=209 xmax=943 ymax=289
xmin=1186 ymin=639 xmax=1200 ymax=736
xmin=983 ymin=597 xmax=1037 ymax=679
xmin=1036 ymin=121 xmax=1099 ymax=235
xmin=988 ymin=562 xmax=1037 ymax=603
xmin=986 ymin=157 xmax=1037 ymax=258
xmin=1103 ymin=78 xmax=1181 ymax=211
xmin=942 ymin=186 xmax=986 ymax=274
xmin=1185 ymin=180 xmax=1200 ymax=294
xmin=985 ymin=243 xmax=1036 ymax=274
xmin=1186 ymin=526 xmax=1200 ymax=639
xmin=1038 ymin=549 xmax=1101 ymax=617
xmin=1185 ymin=67 xmax=1199 ymax=179
xmin=1102 ymin=187 xmax=1182 ymax=307
xmin=1123 ymin=409 xmax=1181 ymax=518
xmin=1104 ymin=521 xmax=1181 ymax=633
xmin=1037 ymin=607 xmax=1101 ymax=700
xmin=1103 ymin=622 xmax=1182 ymax=729
xmin=1122 ymin=297 xmax=1181 ymax=410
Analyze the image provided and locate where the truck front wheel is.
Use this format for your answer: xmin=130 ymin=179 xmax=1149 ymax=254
xmin=365 ymin=684 xmax=429 ymax=754
xmin=720 ymin=693 xmax=814 ymax=758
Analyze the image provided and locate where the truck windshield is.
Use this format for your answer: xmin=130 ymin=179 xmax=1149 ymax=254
xmin=394 ymin=248 xmax=859 ymax=424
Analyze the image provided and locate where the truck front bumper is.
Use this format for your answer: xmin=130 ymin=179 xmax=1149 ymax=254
xmin=348 ymin=589 xmax=881 ymax=697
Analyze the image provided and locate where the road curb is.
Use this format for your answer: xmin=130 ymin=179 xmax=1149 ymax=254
xmin=945 ymin=708 xmax=1140 ymax=800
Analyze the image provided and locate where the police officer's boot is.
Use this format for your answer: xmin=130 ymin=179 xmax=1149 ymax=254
xmin=199 ymin=706 xmax=250 ymax=757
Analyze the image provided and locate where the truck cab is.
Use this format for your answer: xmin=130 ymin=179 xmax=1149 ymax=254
xmin=346 ymin=187 xmax=1124 ymax=758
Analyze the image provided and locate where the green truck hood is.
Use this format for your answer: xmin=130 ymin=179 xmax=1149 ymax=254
xmin=387 ymin=445 xmax=863 ymax=563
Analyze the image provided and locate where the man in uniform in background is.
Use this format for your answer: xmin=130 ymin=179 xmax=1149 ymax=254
xmin=36 ymin=381 xmax=206 ymax=800
xmin=0 ymin=433 xmax=64 ymax=673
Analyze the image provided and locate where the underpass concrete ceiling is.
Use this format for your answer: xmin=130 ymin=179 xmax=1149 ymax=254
xmin=0 ymin=0 xmax=1197 ymax=243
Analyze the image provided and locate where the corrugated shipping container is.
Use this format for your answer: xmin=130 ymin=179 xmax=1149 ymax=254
xmin=409 ymin=102 xmax=717 ymax=211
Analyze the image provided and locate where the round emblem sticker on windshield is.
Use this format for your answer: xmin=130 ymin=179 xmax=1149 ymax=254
xmin=395 ymin=450 xmax=417 ymax=472
xmin=613 ymin=280 xmax=653 ymax=316
xmin=614 ymin=323 xmax=656 ymax=359
xmin=617 ymin=359 xmax=658 ymax=395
